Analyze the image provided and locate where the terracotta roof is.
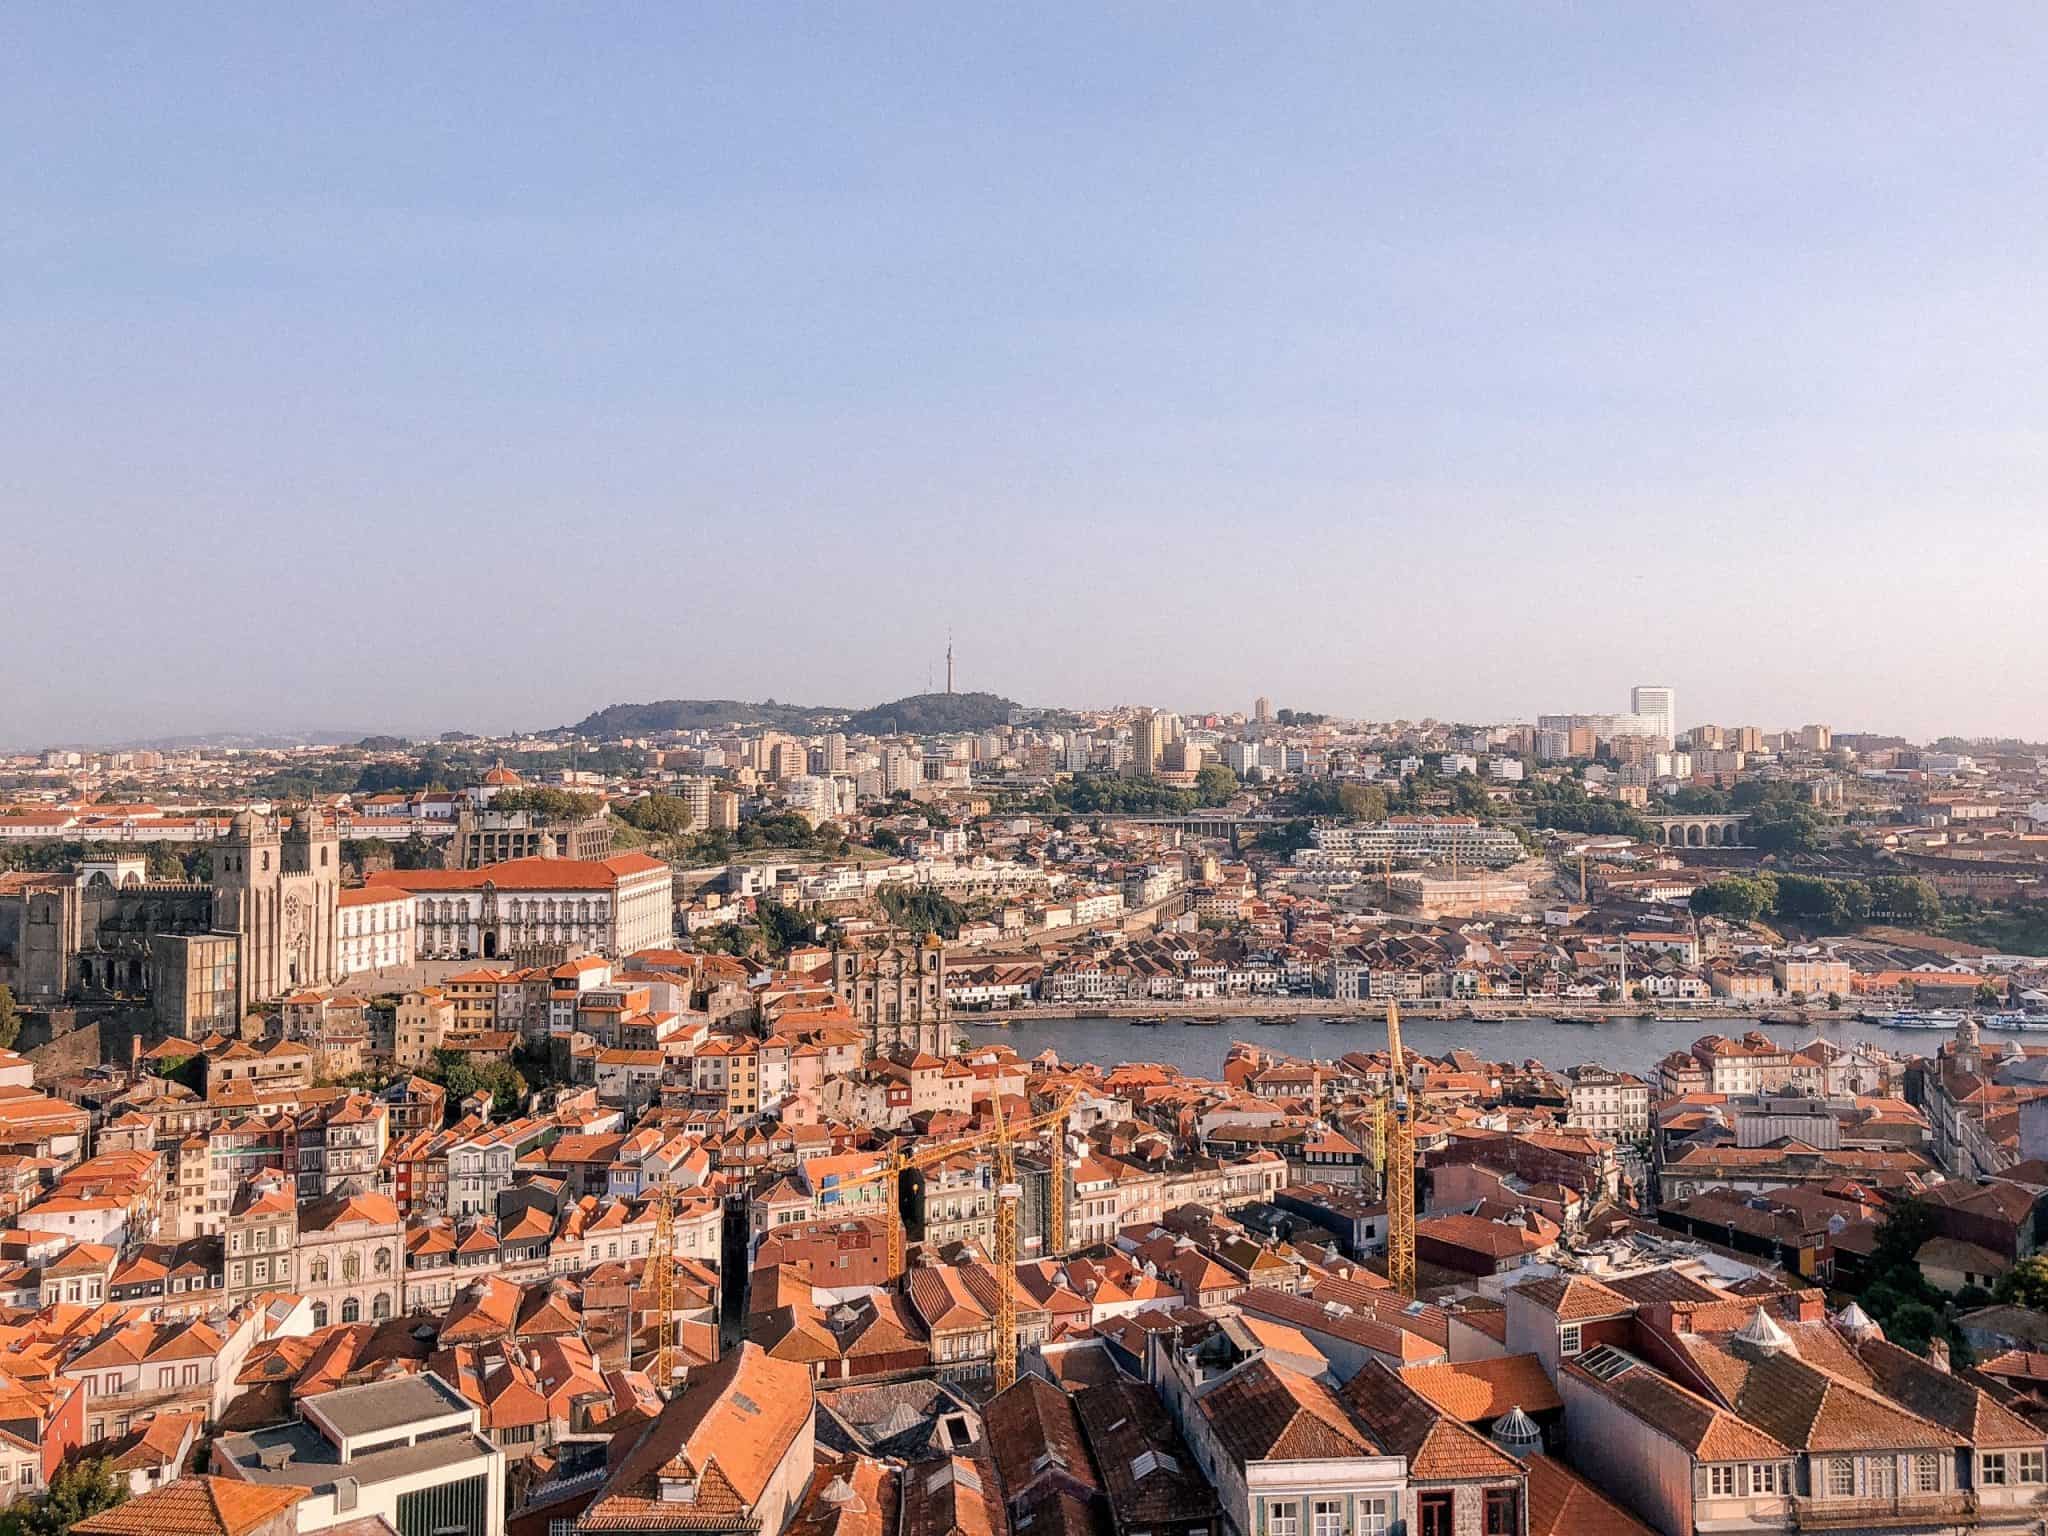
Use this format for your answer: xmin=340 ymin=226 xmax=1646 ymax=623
xmin=1072 ymin=1377 xmax=1218 ymax=1528
xmin=72 ymin=1477 xmax=306 ymax=1536
xmin=1565 ymin=1350 xmax=1790 ymax=1461
xmin=1400 ymin=1355 xmax=1563 ymax=1421
xmin=1853 ymin=1337 xmax=2043 ymax=1447
xmin=580 ymin=1343 xmax=812 ymax=1530
xmin=1721 ymin=1346 xmax=1964 ymax=1453
xmin=1197 ymin=1356 xmax=1377 ymax=1464
xmin=1510 ymin=1274 xmax=1633 ymax=1322
xmin=1341 ymin=1362 xmax=1523 ymax=1481
xmin=900 ymin=1455 xmax=1003 ymax=1536
xmin=984 ymin=1373 xmax=1100 ymax=1498
xmin=367 ymin=852 xmax=665 ymax=893
xmin=1525 ymin=1453 xmax=1655 ymax=1536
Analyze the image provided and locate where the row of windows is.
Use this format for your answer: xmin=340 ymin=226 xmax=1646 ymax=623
xmin=1708 ymin=1462 xmax=1784 ymax=1497
xmin=310 ymin=1293 xmax=392 ymax=1326
xmin=1268 ymin=1493 xmax=1517 ymax=1536
xmin=419 ymin=898 xmax=610 ymax=921
xmin=1983 ymin=1450 xmax=2048 ymax=1486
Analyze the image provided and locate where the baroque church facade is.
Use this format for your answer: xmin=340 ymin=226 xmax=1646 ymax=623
xmin=830 ymin=936 xmax=951 ymax=1059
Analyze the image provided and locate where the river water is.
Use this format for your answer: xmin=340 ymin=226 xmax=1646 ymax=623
xmin=960 ymin=1011 xmax=1954 ymax=1079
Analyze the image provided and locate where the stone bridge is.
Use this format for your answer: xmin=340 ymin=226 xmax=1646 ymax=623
xmin=1646 ymin=814 xmax=1751 ymax=848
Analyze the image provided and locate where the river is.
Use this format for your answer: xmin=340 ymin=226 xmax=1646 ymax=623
xmin=960 ymin=1011 xmax=1955 ymax=1079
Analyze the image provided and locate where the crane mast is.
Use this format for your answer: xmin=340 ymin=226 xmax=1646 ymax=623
xmin=991 ymin=1093 xmax=1021 ymax=1391
xmin=651 ymin=1185 xmax=676 ymax=1390
xmin=1384 ymin=1001 xmax=1417 ymax=1296
xmin=816 ymin=1089 xmax=1075 ymax=1389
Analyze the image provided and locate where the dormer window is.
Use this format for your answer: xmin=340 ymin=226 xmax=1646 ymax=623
xmin=660 ymin=1480 xmax=698 ymax=1504
xmin=1558 ymin=1323 xmax=1582 ymax=1355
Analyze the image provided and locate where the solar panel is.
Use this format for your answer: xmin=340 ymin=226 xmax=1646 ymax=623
xmin=731 ymin=1391 xmax=762 ymax=1414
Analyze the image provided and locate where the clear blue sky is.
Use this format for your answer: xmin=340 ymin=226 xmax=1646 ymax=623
xmin=5 ymin=6 xmax=2045 ymax=746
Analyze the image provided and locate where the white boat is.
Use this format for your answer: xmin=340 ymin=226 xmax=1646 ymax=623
xmin=1983 ymin=1011 xmax=2048 ymax=1033
xmin=1877 ymin=1009 xmax=1966 ymax=1030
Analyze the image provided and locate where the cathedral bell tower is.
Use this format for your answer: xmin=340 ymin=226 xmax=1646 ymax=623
xmin=213 ymin=811 xmax=283 ymax=1017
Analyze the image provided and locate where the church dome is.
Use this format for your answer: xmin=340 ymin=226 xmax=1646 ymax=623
xmin=483 ymin=763 xmax=523 ymax=786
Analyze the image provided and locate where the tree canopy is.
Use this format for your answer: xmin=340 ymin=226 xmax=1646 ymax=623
xmin=879 ymin=884 xmax=968 ymax=938
xmin=1522 ymin=778 xmax=1654 ymax=839
xmin=0 ymin=1455 xmax=126 ymax=1536
xmin=615 ymin=793 xmax=693 ymax=835
xmin=490 ymin=787 xmax=604 ymax=820
xmin=425 ymin=1050 xmax=527 ymax=1119
xmin=1691 ymin=872 xmax=1940 ymax=931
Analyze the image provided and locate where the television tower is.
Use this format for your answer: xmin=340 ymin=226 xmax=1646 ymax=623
xmin=945 ymin=632 xmax=954 ymax=695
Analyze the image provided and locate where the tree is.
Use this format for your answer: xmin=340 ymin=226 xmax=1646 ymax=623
xmin=0 ymin=985 xmax=18 ymax=1051
xmin=0 ymin=1456 xmax=126 ymax=1536
xmin=1690 ymin=875 xmax=1778 ymax=924
xmin=1867 ymin=875 xmax=1941 ymax=927
xmin=617 ymin=793 xmax=693 ymax=837
xmin=1995 ymin=1255 xmax=2048 ymax=1311
xmin=1337 ymin=782 xmax=1389 ymax=821
xmin=1259 ymin=819 xmax=1317 ymax=856
xmin=392 ymin=833 xmax=439 ymax=870
xmin=427 ymin=1050 xmax=527 ymax=1118
xmin=1193 ymin=763 xmax=1240 ymax=807
xmin=492 ymin=787 xmax=603 ymax=820
xmin=878 ymin=886 xmax=967 ymax=940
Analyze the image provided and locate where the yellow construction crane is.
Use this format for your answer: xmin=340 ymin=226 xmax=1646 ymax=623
xmin=650 ymin=1184 xmax=677 ymax=1390
xmin=990 ymin=1092 xmax=1021 ymax=1392
xmin=1383 ymin=1000 xmax=1417 ymax=1296
xmin=821 ymin=1090 xmax=1077 ymax=1273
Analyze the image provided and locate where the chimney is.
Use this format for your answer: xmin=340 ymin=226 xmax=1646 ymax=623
xmin=1927 ymin=1338 xmax=1950 ymax=1373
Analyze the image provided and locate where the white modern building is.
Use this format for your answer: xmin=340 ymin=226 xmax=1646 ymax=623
xmin=214 ymin=1373 xmax=505 ymax=1536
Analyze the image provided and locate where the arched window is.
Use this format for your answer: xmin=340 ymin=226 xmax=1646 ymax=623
xmin=372 ymin=1293 xmax=391 ymax=1320
xmin=341 ymin=1297 xmax=360 ymax=1324
xmin=311 ymin=1302 xmax=328 ymax=1327
xmin=374 ymin=1249 xmax=391 ymax=1274
xmin=310 ymin=1258 xmax=329 ymax=1284
xmin=342 ymin=1252 xmax=360 ymax=1283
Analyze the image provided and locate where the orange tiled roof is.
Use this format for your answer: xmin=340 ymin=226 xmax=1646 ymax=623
xmin=71 ymin=1477 xmax=306 ymax=1536
xmin=1400 ymin=1354 xmax=1563 ymax=1421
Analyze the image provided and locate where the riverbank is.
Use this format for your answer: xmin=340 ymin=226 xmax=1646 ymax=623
xmin=960 ymin=1009 xmax=1944 ymax=1079
xmin=958 ymin=997 xmax=1813 ymax=1024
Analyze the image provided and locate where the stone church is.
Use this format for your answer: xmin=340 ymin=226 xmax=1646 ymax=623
xmin=0 ymin=810 xmax=341 ymax=1037
xmin=830 ymin=935 xmax=951 ymax=1059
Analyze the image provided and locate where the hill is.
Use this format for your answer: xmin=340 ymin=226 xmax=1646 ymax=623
xmin=846 ymin=692 xmax=1019 ymax=735
xmin=561 ymin=698 xmax=848 ymax=737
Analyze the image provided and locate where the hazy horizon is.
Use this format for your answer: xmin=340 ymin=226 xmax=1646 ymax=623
xmin=7 ymin=7 xmax=2046 ymax=747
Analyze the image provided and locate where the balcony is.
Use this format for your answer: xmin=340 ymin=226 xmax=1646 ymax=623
xmin=1792 ymin=1493 xmax=1974 ymax=1530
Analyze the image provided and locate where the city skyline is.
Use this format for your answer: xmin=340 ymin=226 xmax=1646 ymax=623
xmin=2 ymin=666 xmax=2031 ymax=755
xmin=8 ymin=8 xmax=2048 ymax=744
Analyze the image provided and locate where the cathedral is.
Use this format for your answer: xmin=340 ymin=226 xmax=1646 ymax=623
xmin=0 ymin=810 xmax=340 ymax=1037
